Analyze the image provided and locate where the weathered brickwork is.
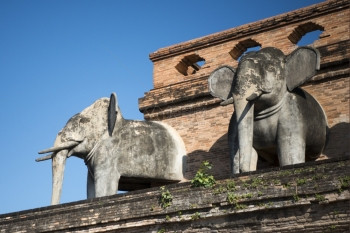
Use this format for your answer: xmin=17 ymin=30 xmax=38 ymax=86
xmin=139 ymin=0 xmax=350 ymax=180
xmin=1 ymin=158 xmax=349 ymax=232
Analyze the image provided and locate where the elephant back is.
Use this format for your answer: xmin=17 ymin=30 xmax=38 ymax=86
xmin=292 ymin=88 xmax=328 ymax=160
xmin=116 ymin=120 xmax=185 ymax=181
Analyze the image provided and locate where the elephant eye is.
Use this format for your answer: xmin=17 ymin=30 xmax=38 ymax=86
xmin=266 ymin=65 xmax=274 ymax=72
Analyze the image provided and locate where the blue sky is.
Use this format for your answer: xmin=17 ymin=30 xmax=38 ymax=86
xmin=0 ymin=0 xmax=323 ymax=214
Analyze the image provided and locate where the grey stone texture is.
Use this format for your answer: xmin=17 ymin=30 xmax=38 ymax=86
xmin=208 ymin=47 xmax=327 ymax=175
xmin=37 ymin=93 xmax=186 ymax=205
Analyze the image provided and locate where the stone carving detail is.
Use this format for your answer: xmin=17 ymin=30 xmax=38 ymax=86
xmin=208 ymin=47 xmax=327 ymax=174
xmin=37 ymin=93 xmax=186 ymax=205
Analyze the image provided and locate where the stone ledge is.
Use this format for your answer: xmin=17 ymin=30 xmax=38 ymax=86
xmin=1 ymin=157 xmax=349 ymax=232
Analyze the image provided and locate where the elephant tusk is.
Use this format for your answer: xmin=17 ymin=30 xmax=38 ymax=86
xmin=38 ymin=141 xmax=81 ymax=154
xmin=220 ymin=97 xmax=234 ymax=106
xmin=246 ymin=90 xmax=263 ymax=102
xmin=35 ymin=154 xmax=53 ymax=162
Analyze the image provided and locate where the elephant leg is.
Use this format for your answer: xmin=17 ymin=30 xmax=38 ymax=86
xmin=93 ymin=151 xmax=120 ymax=197
xmin=250 ymin=148 xmax=258 ymax=171
xmin=230 ymin=128 xmax=257 ymax=174
xmin=277 ymin=133 xmax=305 ymax=166
xmin=87 ymin=170 xmax=95 ymax=199
xmin=228 ymin=112 xmax=240 ymax=175
xmin=94 ymin=164 xmax=120 ymax=198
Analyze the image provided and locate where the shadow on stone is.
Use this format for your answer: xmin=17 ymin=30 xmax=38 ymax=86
xmin=322 ymin=122 xmax=350 ymax=159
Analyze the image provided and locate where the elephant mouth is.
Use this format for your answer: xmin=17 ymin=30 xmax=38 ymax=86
xmin=254 ymin=94 xmax=286 ymax=120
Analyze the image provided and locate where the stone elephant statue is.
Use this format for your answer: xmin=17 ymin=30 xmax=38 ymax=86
xmin=37 ymin=93 xmax=186 ymax=205
xmin=208 ymin=47 xmax=327 ymax=174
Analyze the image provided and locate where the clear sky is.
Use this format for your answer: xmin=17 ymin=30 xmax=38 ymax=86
xmin=0 ymin=0 xmax=323 ymax=214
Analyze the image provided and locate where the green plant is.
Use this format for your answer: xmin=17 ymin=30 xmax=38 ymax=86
xmin=227 ymin=192 xmax=238 ymax=205
xmin=339 ymin=176 xmax=350 ymax=192
xmin=282 ymin=182 xmax=291 ymax=188
xmin=242 ymin=181 xmax=250 ymax=189
xmin=251 ymin=177 xmax=263 ymax=188
xmin=243 ymin=193 xmax=253 ymax=199
xmin=213 ymin=185 xmax=225 ymax=195
xmin=160 ymin=186 xmax=173 ymax=208
xmin=165 ymin=215 xmax=170 ymax=221
xmin=191 ymin=161 xmax=216 ymax=188
xmin=315 ymin=193 xmax=326 ymax=202
xmin=235 ymin=204 xmax=247 ymax=210
xmin=191 ymin=212 xmax=200 ymax=220
xmin=280 ymin=170 xmax=292 ymax=176
xmin=272 ymin=179 xmax=280 ymax=185
xmin=157 ymin=228 xmax=166 ymax=233
xmin=293 ymin=194 xmax=300 ymax=202
xmin=226 ymin=180 xmax=236 ymax=191
xmin=258 ymin=191 xmax=263 ymax=197
xmin=296 ymin=178 xmax=307 ymax=186
xmin=177 ymin=211 xmax=183 ymax=220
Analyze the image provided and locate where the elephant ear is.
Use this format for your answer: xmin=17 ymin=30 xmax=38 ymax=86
xmin=108 ymin=92 xmax=117 ymax=136
xmin=208 ymin=65 xmax=236 ymax=101
xmin=285 ymin=46 xmax=320 ymax=91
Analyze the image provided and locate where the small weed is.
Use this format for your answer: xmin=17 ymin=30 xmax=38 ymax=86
xmin=315 ymin=193 xmax=326 ymax=202
xmin=213 ymin=185 xmax=225 ymax=195
xmin=272 ymin=179 xmax=280 ymax=185
xmin=227 ymin=192 xmax=246 ymax=209
xmin=191 ymin=212 xmax=200 ymax=220
xmin=226 ymin=180 xmax=236 ymax=191
xmin=157 ymin=228 xmax=166 ymax=233
xmin=243 ymin=193 xmax=253 ymax=199
xmin=282 ymin=182 xmax=291 ymax=189
xmin=251 ymin=177 xmax=263 ymax=188
xmin=258 ymin=191 xmax=263 ymax=197
xmin=293 ymin=168 xmax=303 ymax=174
xmin=266 ymin=202 xmax=273 ymax=207
xmin=339 ymin=176 xmax=350 ymax=192
xmin=242 ymin=181 xmax=250 ymax=189
xmin=312 ymin=174 xmax=325 ymax=181
xmin=293 ymin=194 xmax=300 ymax=202
xmin=258 ymin=202 xmax=265 ymax=207
xmin=235 ymin=204 xmax=247 ymax=210
xmin=281 ymin=170 xmax=292 ymax=176
xmin=191 ymin=161 xmax=216 ymax=188
xmin=165 ymin=215 xmax=170 ymax=221
xmin=160 ymin=186 xmax=173 ymax=208
xmin=227 ymin=192 xmax=238 ymax=205
xmin=296 ymin=178 xmax=307 ymax=186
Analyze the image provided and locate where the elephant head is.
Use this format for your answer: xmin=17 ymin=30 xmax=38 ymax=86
xmin=37 ymin=94 xmax=120 ymax=204
xmin=209 ymin=47 xmax=322 ymax=173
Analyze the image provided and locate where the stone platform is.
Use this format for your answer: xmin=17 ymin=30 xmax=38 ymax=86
xmin=1 ymin=157 xmax=349 ymax=232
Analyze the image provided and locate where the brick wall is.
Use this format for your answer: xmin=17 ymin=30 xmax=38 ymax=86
xmin=139 ymin=0 xmax=350 ymax=180
xmin=1 ymin=158 xmax=349 ymax=232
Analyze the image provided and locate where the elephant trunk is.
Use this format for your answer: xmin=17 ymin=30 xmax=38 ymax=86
xmin=234 ymin=97 xmax=255 ymax=173
xmin=51 ymin=149 xmax=68 ymax=205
